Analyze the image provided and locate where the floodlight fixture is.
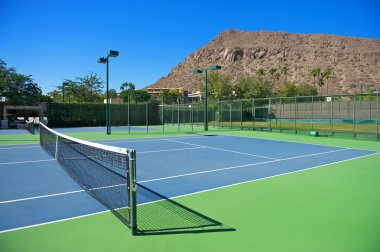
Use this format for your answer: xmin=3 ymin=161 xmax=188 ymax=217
xmin=208 ymin=65 xmax=222 ymax=70
xmin=108 ymin=50 xmax=119 ymax=57
xmin=98 ymin=57 xmax=107 ymax=64
xmin=192 ymin=69 xmax=203 ymax=74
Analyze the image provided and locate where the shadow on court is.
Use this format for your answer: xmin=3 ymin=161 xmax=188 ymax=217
xmin=136 ymin=184 xmax=235 ymax=235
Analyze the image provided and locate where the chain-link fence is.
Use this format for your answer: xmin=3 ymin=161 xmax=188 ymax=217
xmin=161 ymin=94 xmax=380 ymax=140
xmin=46 ymin=94 xmax=379 ymax=140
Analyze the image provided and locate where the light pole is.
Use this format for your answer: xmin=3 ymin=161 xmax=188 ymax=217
xmin=98 ymin=50 xmax=119 ymax=135
xmin=192 ymin=65 xmax=221 ymax=131
xmin=62 ymin=81 xmax=68 ymax=103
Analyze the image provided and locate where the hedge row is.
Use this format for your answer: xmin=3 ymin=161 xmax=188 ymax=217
xmin=47 ymin=103 xmax=160 ymax=128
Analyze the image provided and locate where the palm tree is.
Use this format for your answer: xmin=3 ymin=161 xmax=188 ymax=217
xmin=309 ymin=68 xmax=320 ymax=89
xmin=281 ymin=65 xmax=288 ymax=84
xmin=269 ymin=68 xmax=277 ymax=85
xmin=319 ymin=69 xmax=331 ymax=94
xmin=274 ymin=72 xmax=280 ymax=81
xmin=256 ymin=68 xmax=265 ymax=80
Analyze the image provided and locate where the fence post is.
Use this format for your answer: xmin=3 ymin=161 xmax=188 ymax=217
xmin=128 ymin=96 xmax=131 ymax=134
xmin=330 ymin=95 xmax=334 ymax=136
xmin=252 ymin=98 xmax=255 ymax=131
xmin=240 ymin=99 xmax=243 ymax=130
xmin=311 ymin=96 xmax=314 ymax=131
xmin=377 ymin=93 xmax=379 ymax=140
xmin=171 ymin=103 xmax=174 ymax=125
xmin=229 ymin=103 xmax=232 ymax=129
xmin=218 ymin=100 xmax=221 ymax=130
xmin=162 ymin=97 xmax=165 ymax=133
xmin=268 ymin=97 xmax=272 ymax=132
xmin=353 ymin=94 xmax=356 ymax=138
xmin=294 ymin=96 xmax=298 ymax=134
xmin=191 ymin=104 xmax=194 ymax=131
xmin=279 ymin=97 xmax=282 ymax=132
xmin=177 ymin=98 xmax=180 ymax=132
xmin=197 ymin=102 xmax=199 ymax=124
xmin=146 ymin=102 xmax=149 ymax=133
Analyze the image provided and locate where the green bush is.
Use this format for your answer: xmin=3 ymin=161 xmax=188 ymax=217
xmin=47 ymin=103 xmax=160 ymax=128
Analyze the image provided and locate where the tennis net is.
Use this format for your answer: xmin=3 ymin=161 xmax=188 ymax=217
xmin=25 ymin=120 xmax=35 ymax=135
xmin=39 ymin=122 xmax=137 ymax=234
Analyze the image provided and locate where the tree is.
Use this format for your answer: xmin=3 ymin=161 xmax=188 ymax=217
xmin=76 ymin=72 xmax=104 ymax=102
xmin=120 ymin=82 xmax=135 ymax=91
xmin=235 ymin=74 xmax=273 ymax=99
xmin=269 ymin=68 xmax=277 ymax=85
xmin=0 ymin=59 xmax=42 ymax=105
xmin=160 ymin=89 xmax=180 ymax=104
xmin=199 ymin=72 xmax=233 ymax=100
xmin=108 ymin=88 xmax=118 ymax=99
xmin=278 ymin=82 xmax=298 ymax=97
xmin=309 ymin=68 xmax=320 ymax=89
xmin=48 ymin=72 xmax=104 ymax=103
xmin=297 ymin=83 xmax=318 ymax=96
xmin=129 ymin=90 xmax=151 ymax=103
xmin=40 ymin=95 xmax=53 ymax=103
xmin=256 ymin=68 xmax=265 ymax=80
xmin=319 ymin=69 xmax=332 ymax=94
xmin=120 ymin=89 xmax=151 ymax=103
xmin=281 ymin=65 xmax=288 ymax=83
xmin=47 ymin=90 xmax=62 ymax=102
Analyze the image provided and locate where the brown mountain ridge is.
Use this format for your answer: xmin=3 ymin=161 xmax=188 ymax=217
xmin=146 ymin=30 xmax=380 ymax=94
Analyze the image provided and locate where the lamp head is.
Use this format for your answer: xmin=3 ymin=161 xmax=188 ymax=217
xmin=108 ymin=50 xmax=119 ymax=57
xmin=192 ymin=69 xmax=203 ymax=74
xmin=208 ymin=65 xmax=222 ymax=71
xmin=98 ymin=57 xmax=107 ymax=64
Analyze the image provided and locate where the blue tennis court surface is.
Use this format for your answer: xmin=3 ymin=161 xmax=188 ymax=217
xmin=0 ymin=134 xmax=376 ymax=232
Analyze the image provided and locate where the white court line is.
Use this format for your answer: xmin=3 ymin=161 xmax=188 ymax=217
xmin=0 ymin=145 xmax=40 ymax=150
xmin=0 ymin=147 xmax=350 ymax=205
xmin=0 ymin=210 xmax=110 ymax=234
xmin=0 ymin=147 xmax=207 ymax=166
xmin=0 ymin=190 xmax=86 ymax=204
xmin=218 ymin=134 xmax=380 ymax=152
xmin=0 ymin=183 xmax=128 ymax=205
xmin=1 ymin=151 xmax=378 ymax=234
xmin=164 ymin=138 xmax=278 ymax=160
xmin=0 ymin=159 xmax=55 ymax=166
xmin=143 ymin=151 xmax=380 ymax=205
xmin=138 ymin=146 xmax=206 ymax=154
xmin=139 ymin=148 xmax=350 ymax=183
xmin=99 ymin=135 xmax=211 ymax=145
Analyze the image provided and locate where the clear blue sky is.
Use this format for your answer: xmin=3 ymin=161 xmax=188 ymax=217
xmin=1 ymin=0 xmax=379 ymax=94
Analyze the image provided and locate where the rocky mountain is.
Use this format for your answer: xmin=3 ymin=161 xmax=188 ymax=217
xmin=146 ymin=30 xmax=380 ymax=94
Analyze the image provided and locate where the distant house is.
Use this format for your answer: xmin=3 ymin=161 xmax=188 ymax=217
xmin=103 ymin=98 xmax=123 ymax=104
xmin=145 ymin=87 xmax=184 ymax=99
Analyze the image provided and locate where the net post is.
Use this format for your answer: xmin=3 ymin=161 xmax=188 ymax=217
xmin=177 ymin=98 xmax=180 ymax=132
xmin=128 ymin=95 xmax=130 ymax=134
xmin=128 ymin=149 xmax=137 ymax=235
xmin=54 ymin=134 xmax=59 ymax=159
xmin=240 ymin=99 xmax=243 ymax=130
xmin=377 ymin=92 xmax=379 ymax=141
xmin=146 ymin=102 xmax=148 ymax=133
xmin=294 ymin=96 xmax=298 ymax=134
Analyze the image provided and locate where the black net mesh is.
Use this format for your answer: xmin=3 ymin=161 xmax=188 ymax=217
xmin=25 ymin=121 xmax=35 ymax=135
xmin=39 ymin=123 xmax=132 ymax=227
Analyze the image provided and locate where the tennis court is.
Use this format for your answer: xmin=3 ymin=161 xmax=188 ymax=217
xmin=1 ymin=126 xmax=380 ymax=252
